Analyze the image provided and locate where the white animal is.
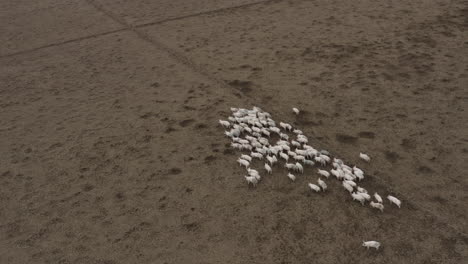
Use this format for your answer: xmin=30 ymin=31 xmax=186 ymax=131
xmin=303 ymin=160 xmax=315 ymax=166
xmin=308 ymin=183 xmax=321 ymax=192
xmin=314 ymin=156 xmax=326 ymax=166
xmin=297 ymin=136 xmax=308 ymax=144
xmin=317 ymin=169 xmax=330 ymax=178
xmin=280 ymin=133 xmax=289 ymax=140
xmin=344 ymin=180 xmax=357 ymax=187
xmin=357 ymin=187 xmax=368 ymax=193
xmin=279 ymin=122 xmax=287 ymax=130
xmin=353 ymin=166 xmax=363 ymax=175
xmin=354 ymin=171 xmax=364 ymax=181
xmin=265 ymin=163 xmax=272 ymax=174
xmin=287 ymin=173 xmax=296 ymax=181
xmin=258 ymin=137 xmax=269 ymax=145
xmin=344 ymin=173 xmax=355 ymax=181
xmin=295 ymin=162 xmax=303 ymax=173
xmin=359 ymin=153 xmax=371 ymax=162
xmin=241 ymin=144 xmax=252 ymax=151
xmin=320 ymin=154 xmax=331 ymax=163
xmin=370 ymin=201 xmax=384 ymax=212
xmin=362 ymin=241 xmax=381 ymax=250
xmin=293 ymin=129 xmax=303 ymax=134
xmin=269 ymin=147 xmax=280 ymax=156
xmin=342 ymin=182 xmax=354 ymax=193
xmin=231 ymin=143 xmax=242 ymax=150
xmin=351 ymin=192 xmax=366 ymax=205
xmin=331 ymin=169 xmax=343 ymax=179
xmin=387 ymin=195 xmax=401 ymax=208
xmin=295 ymin=149 xmax=307 ymax=156
xmin=333 ymin=158 xmax=343 ymax=166
xmin=374 ymin=193 xmax=383 ymax=203
xmin=241 ymin=154 xmax=252 ymax=162
xmin=251 ymin=152 xmax=263 ymax=160
xmin=292 ymin=107 xmax=300 ymax=114
xmin=270 ymin=127 xmax=280 ymax=134
xmin=285 ymin=163 xmax=295 ymax=170
xmin=237 ymin=158 xmax=250 ymax=168
xmin=279 ymin=122 xmax=292 ymax=131
xmin=271 ymin=155 xmax=278 ymax=164
xmin=318 ymin=178 xmax=327 ymax=191
xmin=280 ymin=152 xmax=289 ymax=161
xmin=266 ymin=156 xmax=275 ymax=165
xmin=291 ymin=140 xmax=301 ymax=147
xmin=245 ymin=175 xmax=258 ymax=186
xmin=238 ymin=139 xmax=249 ymax=145
xmin=219 ymin=120 xmax=230 ymax=128
xmin=358 ymin=192 xmax=371 ymax=201
xmin=294 ymin=155 xmax=305 ymax=162
xmin=247 ymin=168 xmax=259 ymax=178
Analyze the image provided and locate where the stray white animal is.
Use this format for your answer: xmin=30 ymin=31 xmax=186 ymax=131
xmin=308 ymin=183 xmax=321 ymax=192
xmin=359 ymin=153 xmax=371 ymax=162
xmin=370 ymin=201 xmax=384 ymax=212
xmin=287 ymin=173 xmax=296 ymax=182
xmin=265 ymin=163 xmax=272 ymax=174
xmin=318 ymin=178 xmax=327 ymax=191
xmin=292 ymin=107 xmax=300 ymax=115
xmin=387 ymin=195 xmax=402 ymax=208
xmin=374 ymin=193 xmax=383 ymax=203
xmin=362 ymin=241 xmax=381 ymax=250
xmin=317 ymin=169 xmax=330 ymax=178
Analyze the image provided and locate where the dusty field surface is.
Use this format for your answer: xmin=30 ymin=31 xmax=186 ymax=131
xmin=1 ymin=0 xmax=467 ymax=263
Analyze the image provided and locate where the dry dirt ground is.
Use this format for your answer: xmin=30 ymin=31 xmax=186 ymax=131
xmin=1 ymin=0 xmax=467 ymax=263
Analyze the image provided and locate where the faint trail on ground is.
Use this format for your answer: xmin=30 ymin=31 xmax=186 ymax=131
xmin=0 ymin=0 xmax=280 ymax=59
xmin=134 ymin=0 xmax=282 ymax=28
xmin=0 ymin=28 xmax=127 ymax=59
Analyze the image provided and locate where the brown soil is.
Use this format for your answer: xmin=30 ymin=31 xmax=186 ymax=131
xmin=1 ymin=0 xmax=467 ymax=263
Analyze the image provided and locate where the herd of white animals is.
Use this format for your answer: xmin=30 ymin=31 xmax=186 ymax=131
xmin=219 ymin=106 xmax=402 ymax=250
